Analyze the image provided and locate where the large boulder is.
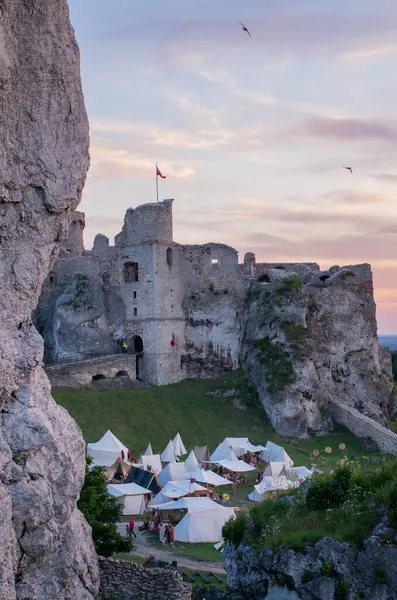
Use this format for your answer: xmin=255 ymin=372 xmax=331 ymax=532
xmin=0 ymin=1 xmax=98 ymax=598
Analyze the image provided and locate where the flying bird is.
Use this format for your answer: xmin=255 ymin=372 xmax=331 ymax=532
xmin=343 ymin=166 xmax=353 ymax=175
xmin=239 ymin=21 xmax=251 ymax=37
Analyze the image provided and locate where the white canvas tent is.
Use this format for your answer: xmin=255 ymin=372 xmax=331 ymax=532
xmin=140 ymin=454 xmax=162 ymax=474
xmin=261 ymin=441 xmax=293 ymax=466
xmin=151 ymin=480 xmax=208 ymax=505
xmin=148 ymin=497 xmax=235 ymax=543
xmin=87 ymin=430 xmax=129 ymax=467
xmin=185 ymin=469 xmax=231 ymax=487
xmin=143 ymin=443 xmax=153 ymax=456
xmin=210 ymin=441 xmax=239 ymax=462
xmin=173 ymin=433 xmax=187 ymax=456
xmin=185 ymin=450 xmax=199 ymax=471
xmin=248 ymin=476 xmax=295 ymax=503
xmin=264 ymin=461 xmax=289 ymax=477
xmin=215 ymin=459 xmax=256 ymax=473
xmin=157 ymin=462 xmax=188 ymax=487
xmin=223 ymin=438 xmax=265 ymax=458
xmin=291 ymin=466 xmax=312 ymax=481
xmin=107 ymin=482 xmax=151 ymax=515
xmin=161 ymin=440 xmax=178 ymax=464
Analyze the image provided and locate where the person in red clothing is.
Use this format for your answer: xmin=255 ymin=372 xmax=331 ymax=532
xmin=128 ymin=519 xmax=136 ymax=538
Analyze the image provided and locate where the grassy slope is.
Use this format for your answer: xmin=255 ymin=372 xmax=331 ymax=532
xmin=53 ymin=371 xmax=380 ymax=472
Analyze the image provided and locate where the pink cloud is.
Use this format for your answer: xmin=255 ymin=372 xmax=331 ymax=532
xmin=292 ymin=117 xmax=397 ymax=143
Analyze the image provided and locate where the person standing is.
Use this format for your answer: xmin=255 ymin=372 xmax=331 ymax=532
xmin=159 ymin=521 xmax=166 ymax=545
xmin=169 ymin=522 xmax=175 ymax=546
xmin=128 ymin=519 xmax=136 ymax=538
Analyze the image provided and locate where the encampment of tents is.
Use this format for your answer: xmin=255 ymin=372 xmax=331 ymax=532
xmin=148 ymin=497 xmax=235 ymax=543
xmin=107 ymin=482 xmax=152 ymax=515
xmin=104 ymin=457 xmax=131 ymax=482
xmin=87 ymin=430 xmax=129 ymax=467
xmin=151 ymin=480 xmax=209 ymax=505
xmin=124 ymin=465 xmax=162 ymax=495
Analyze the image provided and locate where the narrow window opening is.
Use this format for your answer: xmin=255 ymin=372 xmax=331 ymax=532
xmin=133 ymin=307 xmax=137 ymax=316
xmin=133 ymin=291 xmax=137 ymax=299
xmin=123 ymin=261 xmax=139 ymax=283
xmin=211 ymin=259 xmax=218 ymax=266
xmin=166 ymin=247 xmax=173 ymax=267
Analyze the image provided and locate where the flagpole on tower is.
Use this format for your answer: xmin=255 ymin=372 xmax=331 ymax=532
xmin=155 ymin=163 xmax=159 ymax=203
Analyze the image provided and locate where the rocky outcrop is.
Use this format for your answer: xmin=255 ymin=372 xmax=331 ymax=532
xmin=0 ymin=1 xmax=98 ymax=599
xmin=242 ymin=264 xmax=394 ymax=439
xmin=223 ymin=529 xmax=397 ymax=600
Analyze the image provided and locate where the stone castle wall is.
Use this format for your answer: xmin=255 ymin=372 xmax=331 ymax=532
xmin=46 ymin=354 xmax=137 ymax=387
xmin=98 ymin=557 xmax=192 ymax=600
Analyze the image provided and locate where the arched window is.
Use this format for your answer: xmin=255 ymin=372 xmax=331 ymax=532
xmin=48 ymin=272 xmax=57 ymax=285
xmin=123 ymin=262 xmax=138 ymax=283
xmin=131 ymin=335 xmax=144 ymax=353
xmin=103 ymin=271 xmax=111 ymax=284
xmin=92 ymin=374 xmax=106 ymax=381
xmin=166 ymin=247 xmax=173 ymax=267
xmin=257 ymin=273 xmax=271 ymax=283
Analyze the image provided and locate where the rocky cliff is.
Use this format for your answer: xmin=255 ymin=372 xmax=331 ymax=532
xmin=242 ymin=264 xmax=394 ymax=438
xmin=0 ymin=1 xmax=98 ymax=598
xmin=223 ymin=532 xmax=397 ymax=600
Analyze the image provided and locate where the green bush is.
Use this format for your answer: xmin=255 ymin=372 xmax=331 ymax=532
xmin=78 ymin=457 xmax=133 ymax=557
xmin=279 ymin=274 xmax=302 ymax=293
xmin=222 ymin=513 xmax=248 ymax=548
xmin=252 ymin=336 xmax=296 ymax=394
xmin=335 ymin=582 xmax=350 ymax=599
xmin=321 ymin=561 xmax=334 ymax=577
xmin=306 ymin=467 xmax=352 ymax=511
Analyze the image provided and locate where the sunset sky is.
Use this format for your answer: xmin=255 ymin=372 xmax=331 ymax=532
xmin=68 ymin=0 xmax=397 ymax=333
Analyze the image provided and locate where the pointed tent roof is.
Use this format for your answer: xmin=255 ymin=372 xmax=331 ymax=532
xmin=210 ymin=441 xmax=239 ymax=463
xmin=224 ymin=438 xmax=265 ymax=457
xmin=151 ymin=480 xmax=208 ymax=505
xmin=143 ymin=443 xmax=153 ymax=456
xmin=107 ymin=482 xmax=152 ymax=498
xmin=87 ymin=430 xmax=126 ymax=453
xmin=214 ymin=459 xmax=256 ymax=473
xmin=157 ymin=462 xmax=188 ymax=487
xmin=186 ymin=450 xmax=199 ymax=471
xmin=104 ymin=457 xmax=132 ymax=482
xmin=264 ymin=461 xmax=289 ymax=477
xmin=261 ymin=441 xmax=293 ymax=466
xmin=173 ymin=433 xmax=187 ymax=456
xmin=124 ymin=465 xmax=162 ymax=495
xmin=193 ymin=446 xmax=210 ymax=463
xmin=185 ymin=469 xmax=231 ymax=487
xmin=140 ymin=454 xmax=162 ymax=474
xmin=161 ymin=440 xmax=178 ymax=463
xmin=86 ymin=430 xmax=129 ymax=466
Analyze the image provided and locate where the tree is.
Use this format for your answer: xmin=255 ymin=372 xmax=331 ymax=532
xmin=78 ymin=457 xmax=133 ymax=557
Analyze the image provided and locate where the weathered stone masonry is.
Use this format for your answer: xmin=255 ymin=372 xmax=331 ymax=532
xmin=98 ymin=557 xmax=192 ymax=600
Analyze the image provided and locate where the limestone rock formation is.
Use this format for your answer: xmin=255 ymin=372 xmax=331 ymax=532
xmin=242 ymin=264 xmax=394 ymax=438
xmin=223 ymin=532 xmax=397 ymax=599
xmin=0 ymin=1 xmax=98 ymax=598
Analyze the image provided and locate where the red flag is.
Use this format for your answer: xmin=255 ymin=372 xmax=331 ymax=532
xmin=156 ymin=166 xmax=166 ymax=179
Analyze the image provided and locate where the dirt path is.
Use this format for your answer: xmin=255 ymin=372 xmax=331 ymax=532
xmin=117 ymin=522 xmax=226 ymax=575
